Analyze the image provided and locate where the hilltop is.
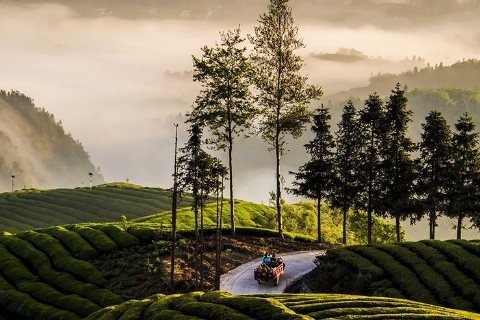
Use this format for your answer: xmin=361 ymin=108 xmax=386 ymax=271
xmin=0 ymin=90 xmax=103 ymax=192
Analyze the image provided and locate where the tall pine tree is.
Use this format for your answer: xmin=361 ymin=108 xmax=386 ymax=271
xmin=358 ymin=93 xmax=386 ymax=244
xmin=250 ymin=0 xmax=322 ymax=238
xmin=446 ymin=112 xmax=480 ymax=239
xmin=332 ymin=100 xmax=362 ymax=245
xmin=177 ymin=124 xmax=202 ymax=288
xmin=417 ymin=111 xmax=452 ymax=239
xmin=380 ymin=84 xmax=416 ymax=242
xmin=289 ymin=105 xmax=335 ymax=242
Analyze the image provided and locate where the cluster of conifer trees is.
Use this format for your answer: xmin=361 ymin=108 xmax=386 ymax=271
xmin=291 ymin=83 xmax=480 ymax=245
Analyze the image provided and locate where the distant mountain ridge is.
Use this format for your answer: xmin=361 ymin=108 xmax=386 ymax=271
xmin=327 ymin=59 xmax=480 ymax=102
xmin=0 ymin=90 xmax=103 ymax=191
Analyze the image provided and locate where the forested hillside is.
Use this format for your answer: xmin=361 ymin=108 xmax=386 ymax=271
xmin=329 ymin=59 xmax=480 ymax=102
xmin=0 ymin=90 xmax=103 ymax=192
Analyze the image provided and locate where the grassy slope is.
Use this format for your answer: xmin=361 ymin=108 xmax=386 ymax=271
xmin=0 ymin=183 xmax=193 ymax=233
xmin=309 ymin=240 xmax=480 ymax=313
xmin=84 ymin=291 xmax=480 ymax=320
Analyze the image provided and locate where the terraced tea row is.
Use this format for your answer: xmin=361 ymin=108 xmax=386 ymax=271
xmin=0 ymin=224 xmax=142 ymax=320
xmin=316 ymin=240 xmax=480 ymax=312
xmin=84 ymin=291 xmax=480 ymax=320
xmin=0 ymin=183 xmax=193 ymax=232
xmin=0 ymin=222 xmax=318 ymax=320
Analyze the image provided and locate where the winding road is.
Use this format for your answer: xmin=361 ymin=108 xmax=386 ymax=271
xmin=220 ymin=250 xmax=325 ymax=295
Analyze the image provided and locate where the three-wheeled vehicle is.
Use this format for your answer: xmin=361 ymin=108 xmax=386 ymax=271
xmin=254 ymin=257 xmax=285 ymax=286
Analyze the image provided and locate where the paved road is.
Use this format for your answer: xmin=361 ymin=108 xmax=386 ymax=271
xmin=220 ymin=250 xmax=325 ymax=295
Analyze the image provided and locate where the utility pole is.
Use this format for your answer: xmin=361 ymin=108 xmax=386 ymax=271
xmin=11 ymin=175 xmax=15 ymax=192
xmin=170 ymin=123 xmax=179 ymax=293
xmin=88 ymin=172 xmax=93 ymax=190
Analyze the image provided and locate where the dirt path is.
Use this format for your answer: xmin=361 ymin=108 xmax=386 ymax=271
xmin=220 ymin=250 xmax=324 ymax=295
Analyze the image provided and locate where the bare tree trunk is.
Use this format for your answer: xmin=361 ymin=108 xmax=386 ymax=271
xmin=457 ymin=213 xmax=463 ymax=239
xmin=342 ymin=206 xmax=347 ymax=245
xmin=395 ymin=216 xmax=401 ymax=243
xmin=317 ymin=196 xmax=322 ymax=243
xmin=199 ymin=182 xmax=204 ymax=290
xmin=193 ymin=173 xmax=199 ymax=290
xmin=170 ymin=124 xmax=179 ymax=293
xmin=214 ymin=176 xmax=225 ymax=290
xmin=429 ymin=211 xmax=435 ymax=239
xmin=276 ymin=133 xmax=283 ymax=239
xmin=229 ymin=139 xmax=235 ymax=236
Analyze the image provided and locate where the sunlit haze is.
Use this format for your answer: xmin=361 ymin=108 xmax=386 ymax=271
xmin=1 ymin=0 xmax=479 ymax=207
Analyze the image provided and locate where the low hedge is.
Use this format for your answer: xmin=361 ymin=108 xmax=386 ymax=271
xmin=69 ymin=225 xmax=119 ymax=252
xmin=422 ymin=240 xmax=480 ymax=283
xmin=0 ymin=288 xmax=81 ymax=320
xmin=44 ymin=226 xmax=99 ymax=259
xmin=347 ymin=246 xmax=438 ymax=306
xmin=376 ymin=244 xmax=473 ymax=311
xmin=16 ymin=231 xmax=107 ymax=286
xmin=199 ymin=291 xmax=314 ymax=320
xmin=16 ymin=280 xmax=101 ymax=317
xmin=170 ymin=293 xmax=253 ymax=320
xmin=93 ymin=225 xmax=140 ymax=248
xmin=0 ymin=245 xmax=38 ymax=283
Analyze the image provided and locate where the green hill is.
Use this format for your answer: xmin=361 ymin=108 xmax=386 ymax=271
xmin=0 ymin=90 xmax=104 ymax=192
xmin=85 ymin=291 xmax=480 ymax=320
xmin=0 ymin=183 xmax=193 ymax=233
xmin=303 ymin=240 xmax=480 ymax=313
xmin=0 ymin=184 xmax=402 ymax=245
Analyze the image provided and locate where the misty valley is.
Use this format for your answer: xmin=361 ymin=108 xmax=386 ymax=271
xmin=1 ymin=1 xmax=480 ymax=320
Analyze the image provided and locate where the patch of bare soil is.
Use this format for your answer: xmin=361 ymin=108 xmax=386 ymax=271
xmin=91 ymin=234 xmax=328 ymax=300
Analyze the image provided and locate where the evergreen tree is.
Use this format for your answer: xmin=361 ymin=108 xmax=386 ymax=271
xmin=332 ymin=100 xmax=362 ymax=245
xmin=358 ymin=93 xmax=386 ymax=244
xmin=446 ymin=112 xmax=480 ymax=239
xmin=289 ymin=105 xmax=335 ymax=242
xmin=190 ymin=27 xmax=256 ymax=236
xmin=417 ymin=111 xmax=452 ymax=239
xmin=380 ymin=84 xmax=417 ymax=242
xmin=177 ymin=124 xmax=203 ymax=289
xmin=250 ymin=0 xmax=322 ymax=238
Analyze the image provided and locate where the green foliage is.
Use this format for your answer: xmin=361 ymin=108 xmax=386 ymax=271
xmin=85 ymin=291 xmax=480 ymax=320
xmin=16 ymin=230 xmax=107 ymax=286
xmin=69 ymin=225 xmax=119 ymax=253
xmin=250 ymin=0 xmax=322 ymax=236
xmin=331 ymin=100 xmax=362 ymax=244
xmin=446 ymin=112 xmax=480 ymax=237
xmin=380 ymin=84 xmax=417 ymax=242
xmin=314 ymin=240 xmax=480 ymax=313
xmin=416 ymin=110 xmax=453 ymax=238
xmin=43 ymin=226 xmax=99 ymax=259
xmin=289 ymin=106 xmax=336 ymax=242
xmin=94 ymin=224 xmax=140 ymax=248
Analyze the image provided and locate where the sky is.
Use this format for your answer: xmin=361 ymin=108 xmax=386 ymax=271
xmin=1 ymin=0 xmax=480 ymax=209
